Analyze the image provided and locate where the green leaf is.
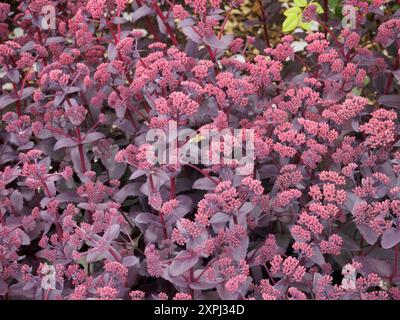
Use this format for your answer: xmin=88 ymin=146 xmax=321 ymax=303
xmin=294 ymin=0 xmax=308 ymax=7
xmin=300 ymin=21 xmax=312 ymax=30
xmin=335 ymin=5 xmax=343 ymax=17
xmin=351 ymin=87 xmax=362 ymax=96
xmin=284 ymin=6 xmax=302 ymax=17
xmin=364 ymin=75 xmax=370 ymax=86
xmin=282 ymin=14 xmax=300 ymax=33
xmin=328 ymin=0 xmax=339 ymax=9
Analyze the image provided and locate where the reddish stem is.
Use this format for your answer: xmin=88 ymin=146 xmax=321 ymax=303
xmin=294 ymin=54 xmax=311 ymax=73
xmin=55 ymin=221 xmax=63 ymax=239
xmin=323 ymin=0 xmax=328 ymax=23
xmin=12 ymin=83 xmax=22 ymax=116
xmin=189 ymin=268 xmax=195 ymax=297
xmin=210 ymin=7 xmax=234 ymax=59
xmin=105 ymin=19 xmax=118 ymax=43
xmin=75 ymin=127 xmax=87 ymax=173
xmin=148 ymin=173 xmax=168 ymax=239
xmin=317 ymin=19 xmax=341 ymax=49
xmin=186 ymin=163 xmax=219 ymax=184
xmin=391 ymin=243 xmax=399 ymax=282
xmin=42 ymin=183 xmax=51 ymax=197
xmin=117 ymin=9 xmax=121 ymax=41
xmin=159 ymin=211 xmax=168 ymax=240
xmin=151 ymin=1 xmax=179 ymax=46
xmin=108 ymin=246 xmax=122 ymax=262
xmin=264 ymin=263 xmax=276 ymax=285
xmin=18 ymin=59 xmax=36 ymax=97
xmin=384 ymin=55 xmax=400 ymax=94
xmin=126 ymin=110 xmax=138 ymax=131
xmin=136 ymin=0 xmax=161 ymax=42
xmin=46 ymin=126 xmax=76 ymax=140
xmin=218 ymin=7 xmax=232 ymax=40
xmin=170 ymin=177 xmax=176 ymax=200
xmin=149 ymin=174 xmax=156 ymax=193
xmin=258 ymin=0 xmax=270 ymax=47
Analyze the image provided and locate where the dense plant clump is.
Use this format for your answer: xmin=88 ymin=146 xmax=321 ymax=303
xmin=0 ymin=0 xmax=400 ymax=300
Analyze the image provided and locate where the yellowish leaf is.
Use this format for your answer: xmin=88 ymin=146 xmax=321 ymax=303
xmin=284 ymin=6 xmax=302 ymax=17
xmin=294 ymin=0 xmax=308 ymax=7
xmin=282 ymin=14 xmax=300 ymax=33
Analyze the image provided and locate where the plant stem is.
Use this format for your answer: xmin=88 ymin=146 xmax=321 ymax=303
xmin=149 ymin=174 xmax=168 ymax=239
xmin=264 ymin=263 xmax=276 ymax=285
xmin=189 ymin=268 xmax=195 ymax=297
xmin=294 ymin=54 xmax=311 ymax=73
xmin=323 ymin=0 xmax=328 ymax=23
xmin=384 ymin=54 xmax=399 ymax=94
xmin=323 ymin=0 xmax=328 ymax=37
xmin=159 ymin=211 xmax=168 ymax=240
xmin=119 ymin=210 xmax=136 ymax=231
xmin=186 ymin=163 xmax=219 ymax=184
xmin=151 ymin=1 xmax=179 ymax=46
xmin=211 ymin=6 xmax=234 ymax=59
xmin=12 ymin=83 xmax=22 ymax=116
xmin=75 ymin=127 xmax=87 ymax=173
xmin=40 ymin=178 xmax=51 ymax=198
xmin=218 ymin=6 xmax=233 ymax=40
xmin=258 ymin=0 xmax=270 ymax=47
xmin=108 ymin=246 xmax=122 ymax=262
xmin=136 ymin=0 xmax=161 ymax=42
xmin=391 ymin=243 xmax=399 ymax=282
xmin=317 ymin=19 xmax=342 ymax=49
xmin=170 ymin=177 xmax=176 ymax=199
xmin=55 ymin=221 xmax=63 ymax=239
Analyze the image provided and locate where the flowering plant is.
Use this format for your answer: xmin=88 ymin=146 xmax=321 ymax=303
xmin=0 ymin=0 xmax=400 ymax=300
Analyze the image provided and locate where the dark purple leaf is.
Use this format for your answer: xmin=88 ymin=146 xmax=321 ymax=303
xmin=132 ymin=5 xmax=153 ymax=22
xmin=46 ymin=37 xmax=65 ymax=45
xmin=114 ymin=183 xmax=140 ymax=203
xmin=135 ymin=212 xmax=162 ymax=227
xmin=357 ymin=224 xmax=378 ymax=245
xmin=354 ymin=256 xmax=392 ymax=278
xmin=192 ymin=177 xmax=217 ymax=190
xmin=122 ymin=255 xmax=139 ymax=267
xmin=82 ymin=132 xmax=105 ymax=144
xmin=182 ymin=26 xmax=202 ymax=43
xmin=104 ymin=224 xmax=120 ymax=241
xmin=377 ymin=95 xmax=400 ymax=108
xmin=20 ymin=87 xmax=35 ymax=100
xmin=0 ymin=94 xmax=17 ymax=110
xmin=381 ymin=228 xmax=400 ymax=249
xmin=70 ymin=146 xmax=91 ymax=173
xmin=10 ymin=190 xmax=23 ymax=213
xmin=169 ymin=250 xmax=199 ymax=277
xmin=54 ymin=137 xmax=78 ymax=150
xmin=108 ymin=43 xmax=117 ymax=61
xmin=209 ymin=212 xmax=231 ymax=224
xmin=203 ymin=34 xmax=233 ymax=50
